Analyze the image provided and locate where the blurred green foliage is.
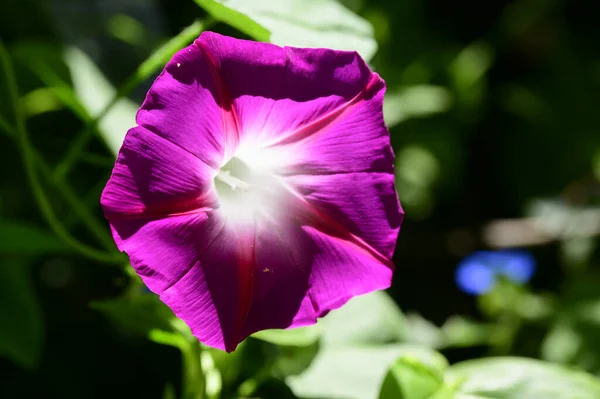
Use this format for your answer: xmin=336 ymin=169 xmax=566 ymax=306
xmin=2 ymin=0 xmax=600 ymax=398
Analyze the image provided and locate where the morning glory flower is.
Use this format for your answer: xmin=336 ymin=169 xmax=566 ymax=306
xmin=101 ymin=32 xmax=402 ymax=351
xmin=455 ymin=250 xmax=536 ymax=295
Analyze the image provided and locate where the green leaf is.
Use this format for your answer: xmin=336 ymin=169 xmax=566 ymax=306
xmin=252 ymin=326 xmax=321 ymax=377
xmin=0 ymin=220 xmax=69 ymax=255
xmin=403 ymin=312 xmax=444 ymax=348
xmin=448 ymin=357 xmax=600 ymax=399
xmin=288 ymin=344 xmax=441 ymax=399
xmin=91 ymin=293 xmax=176 ymax=337
xmin=440 ymin=315 xmax=491 ymax=348
xmin=0 ymin=260 xmax=44 ymax=370
xmin=252 ymin=324 xmax=320 ymax=347
xmin=193 ymin=0 xmax=377 ymax=61
xmin=63 ymin=47 xmax=138 ymax=155
xmin=321 ymin=290 xmax=407 ymax=346
xmin=274 ymin=340 xmax=320 ymax=377
xmin=379 ymin=350 xmax=449 ymax=399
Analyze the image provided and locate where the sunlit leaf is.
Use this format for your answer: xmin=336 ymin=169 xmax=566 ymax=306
xmin=252 ymin=326 xmax=321 ymax=377
xmin=193 ymin=0 xmax=377 ymax=61
xmin=448 ymin=357 xmax=600 ymax=399
xmin=288 ymin=344 xmax=440 ymax=399
xmin=0 ymin=260 xmax=43 ymax=370
xmin=252 ymin=324 xmax=320 ymax=347
xmin=63 ymin=47 xmax=138 ymax=155
xmin=320 ymin=291 xmax=407 ymax=346
xmin=379 ymin=350 xmax=448 ymax=399
xmin=403 ymin=313 xmax=444 ymax=348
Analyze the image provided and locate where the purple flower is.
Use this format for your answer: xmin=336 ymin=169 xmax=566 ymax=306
xmin=101 ymin=32 xmax=402 ymax=351
xmin=455 ymin=250 xmax=536 ymax=295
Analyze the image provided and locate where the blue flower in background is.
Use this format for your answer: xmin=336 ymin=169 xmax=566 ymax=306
xmin=455 ymin=250 xmax=536 ymax=295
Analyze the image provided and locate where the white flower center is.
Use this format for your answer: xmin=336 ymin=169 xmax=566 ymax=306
xmin=214 ymin=156 xmax=282 ymax=224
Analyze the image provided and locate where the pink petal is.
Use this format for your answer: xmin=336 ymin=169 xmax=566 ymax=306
xmin=287 ymin=172 xmax=402 ymax=260
xmin=110 ymin=211 xmax=252 ymax=351
xmin=274 ymin=76 xmax=394 ymax=176
xmin=239 ymin=219 xmax=316 ymax=338
xmin=135 ymin=42 xmax=232 ymax=168
xmin=101 ymin=126 xmax=216 ymax=218
xmin=302 ymin=225 xmax=394 ymax=316
xmin=194 ymin=32 xmax=373 ymax=147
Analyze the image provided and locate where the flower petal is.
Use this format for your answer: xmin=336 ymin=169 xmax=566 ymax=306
xmin=110 ymin=211 xmax=257 ymax=351
xmin=193 ymin=32 xmax=373 ymax=148
xmin=239 ymin=220 xmax=316 ymax=338
xmin=109 ymin=213 xmax=224 ymax=293
xmin=303 ymin=225 xmax=394 ymax=317
xmin=287 ymin=172 xmax=402 ymax=259
xmin=101 ymin=126 xmax=216 ymax=218
xmin=276 ymin=76 xmax=394 ymax=176
xmin=136 ymin=41 xmax=232 ymax=168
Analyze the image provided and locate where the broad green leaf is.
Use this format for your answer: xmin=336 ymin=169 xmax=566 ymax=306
xmin=403 ymin=312 xmax=444 ymax=348
xmin=252 ymin=324 xmax=320 ymax=347
xmin=252 ymin=326 xmax=320 ymax=377
xmin=320 ymin=290 xmax=407 ymax=346
xmin=194 ymin=0 xmax=378 ymax=61
xmin=63 ymin=47 xmax=137 ymax=155
xmin=0 ymin=220 xmax=68 ymax=255
xmin=91 ymin=293 xmax=176 ymax=337
xmin=379 ymin=351 xmax=449 ymax=399
xmin=288 ymin=344 xmax=441 ymax=399
xmin=448 ymin=357 xmax=600 ymax=399
xmin=273 ymin=340 xmax=320 ymax=377
xmin=0 ymin=260 xmax=43 ymax=370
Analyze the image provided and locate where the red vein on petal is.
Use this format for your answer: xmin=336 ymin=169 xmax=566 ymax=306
xmin=227 ymin=220 xmax=257 ymax=352
xmin=263 ymin=74 xmax=382 ymax=149
xmin=105 ymin=205 xmax=215 ymax=221
xmin=280 ymin=179 xmax=393 ymax=269
xmin=195 ymin=39 xmax=241 ymax=159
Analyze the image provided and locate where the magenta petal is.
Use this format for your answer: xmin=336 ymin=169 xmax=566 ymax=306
xmin=110 ymin=212 xmax=252 ymax=351
xmin=287 ymin=172 xmax=402 ymax=260
xmin=194 ymin=32 xmax=373 ymax=146
xmin=163 ymin=223 xmax=256 ymax=351
xmin=136 ymin=42 xmax=230 ymax=167
xmin=303 ymin=226 xmax=394 ymax=316
xmin=240 ymin=221 xmax=316 ymax=338
xmin=275 ymin=76 xmax=394 ymax=176
xmin=101 ymin=126 xmax=216 ymax=218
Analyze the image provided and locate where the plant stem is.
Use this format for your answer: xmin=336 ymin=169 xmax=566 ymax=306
xmin=0 ymin=41 xmax=125 ymax=265
xmin=53 ymin=17 xmax=215 ymax=181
